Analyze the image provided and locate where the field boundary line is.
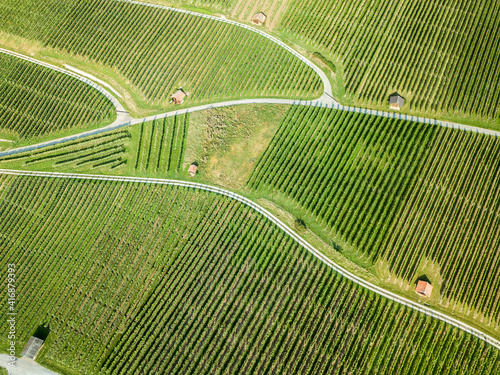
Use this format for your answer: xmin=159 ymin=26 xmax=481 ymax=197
xmin=1 ymin=97 xmax=499 ymax=159
xmin=1 ymin=168 xmax=498 ymax=350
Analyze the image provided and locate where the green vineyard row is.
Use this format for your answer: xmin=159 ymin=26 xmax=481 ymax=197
xmin=147 ymin=0 xmax=500 ymax=121
xmin=249 ymin=105 xmax=500 ymax=322
xmin=0 ymin=175 xmax=498 ymax=374
xmin=0 ymin=53 xmax=114 ymax=140
xmin=134 ymin=115 xmax=189 ymax=175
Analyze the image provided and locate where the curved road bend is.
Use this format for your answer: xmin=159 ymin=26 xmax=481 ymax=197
xmin=1 ymin=169 xmax=499 ymax=351
xmin=118 ymin=0 xmax=334 ymax=99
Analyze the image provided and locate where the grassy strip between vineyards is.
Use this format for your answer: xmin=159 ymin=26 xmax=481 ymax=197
xmin=0 ymin=0 xmax=322 ymax=114
xmin=0 ymin=53 xmax=115 ymax=141
xmin=248 ymin=105 xmax=500 ymax=326
xmin=0 ymin=174 xmax=498 ymax=374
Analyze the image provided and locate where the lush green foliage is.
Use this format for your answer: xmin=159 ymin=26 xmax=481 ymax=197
xmin=0 ymin=115 xmax=191 ymax=176
xmin=276 ymin=0 xmax=500 ymax=120
xmin=249 ymin=106 xmax=500 ymax=321
xmin=0 ymin=175 xmax=498 ymax=374
xmin=134 ymin=115 xmax=188 ymax=174
xmin=0 ymin=0 xmax=322 ymax=105
xmin=0 ymin=53 xmax=114 ymax=140
xmin=0 ymin=129 xmax=131 ymax=171
xmin=149 ymin=0 xmax=500 ymax=121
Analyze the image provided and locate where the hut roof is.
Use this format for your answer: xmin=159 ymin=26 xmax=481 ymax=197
xmin=389 ymin=94 xmax=405 ymax=107
xmin=415 ymin=280 xmax=433 ymax=297
xmin=252 ymin=12 xmax=267 ymax=25
xmin=172 ymin=89 xmax=186 ymax=104
xmin=188 ymin=164 xmax=198 ymax=176
xmin=20 ymin=337 xmax=44 ymax=359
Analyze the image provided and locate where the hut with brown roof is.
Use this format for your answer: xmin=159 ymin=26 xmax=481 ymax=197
xmin=415 ymin=280 xmax=433 ymax=298
xmin=188 ymin=164 xmax=198 ymax=177
xmin=252 ymin=12 xmax=266 ymax=26
xmin=171 ymin=89 xmax=186 ymax=104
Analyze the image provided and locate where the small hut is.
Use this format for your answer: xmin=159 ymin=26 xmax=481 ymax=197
xmin=188 ymin=164 xmax=198 ymax=177
xmin=252 ymin=12 xmax=267 ymax=26
xmin=171 ymin=89 xmax=186 ymax=104
xmin=20 ymin=337 xmax=44 ymax=360
xmin=415 ymin=280 xmax=433 ymax=298
xmin=389 ymin=93 xmax=404 ymax=110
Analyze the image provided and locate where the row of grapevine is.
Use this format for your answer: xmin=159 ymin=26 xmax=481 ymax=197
xmin=134 ymin=114 xmax=189 ymax=175
xmin=0 ymin=0 xmax=322 ymax=106
xmin=0 ymin=130 xmax=130 ymax=172
xmin=249 ymin=105 xmax=500 ymax=322
xmin=0 ymin=53 xmax=114 ymax=140
xmin=0 ymin=174 xmax=498 ymax=374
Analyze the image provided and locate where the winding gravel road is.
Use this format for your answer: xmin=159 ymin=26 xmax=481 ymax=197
xmin=1 ymin=169 xmax=499 ymax=351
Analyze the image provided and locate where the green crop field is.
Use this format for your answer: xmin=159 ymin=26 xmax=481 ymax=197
xmin=0 ymin=130 xmax=131 ymax=172
xmin=134 ymin=116 xmax=189 ymax=174
xmin=0 ymin=174 xmax=498 ymax=374
xmin=144 ymin=0 xmax=500 ymax=124
xmin=0 ymin=115 xmax=191 ymax=177
xmin=0 ymin=0 xmax=322 ymax=112
xmin=249 ymin=106 xmax=500 ymax=323
xmin=0 ymin=53 xmax=114 ymax=141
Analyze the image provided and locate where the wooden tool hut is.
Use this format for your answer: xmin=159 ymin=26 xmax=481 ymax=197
xmin=171 ymin=89 xmax=186 ymax=104
xmin=389 ymin=93 xmax=405 ymax=110
xmin=252 ymin=12 xmax=267 ymax=25
xmin=188 ymin=164 xmax=198 ymax=177
xmin=415 ymin=280 xmax=433 ymax=298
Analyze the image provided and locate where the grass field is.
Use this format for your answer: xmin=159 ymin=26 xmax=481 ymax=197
xmin=248 ymin=106 xmax=500 ymax=325
xmin=0 ymin=0 xmax=322 ymax=115
xmin=0 ymin=53 xmax=114 ymax=141
xmin=0 ymin=174 xmax=498 ymax=374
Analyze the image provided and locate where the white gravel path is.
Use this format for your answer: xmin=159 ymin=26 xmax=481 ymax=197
xmin=0 ymin=355 xmax=58 ymax=375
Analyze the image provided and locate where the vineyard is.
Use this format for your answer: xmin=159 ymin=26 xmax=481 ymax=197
xmin=134 ymin=115 xmax=189 ymax=175
xmin=277 ymin=0 xmax=500 ymax=121
xmin=0 ymin=53 xmax=114 ymax=140
xmin=249 ymin=106 xmax=500 ymax=322
xmin=0 ymin=174 xmax=498 ymax=374
xmin=139 ymin=0 xmax=500 ymax=122
xmin=0 ymin=0 xmax=322 ymax=109
xmin=0 ymin=114 xmax=191 ymax=177
xmin=0 ymin=130 xmax=131 ymax=172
